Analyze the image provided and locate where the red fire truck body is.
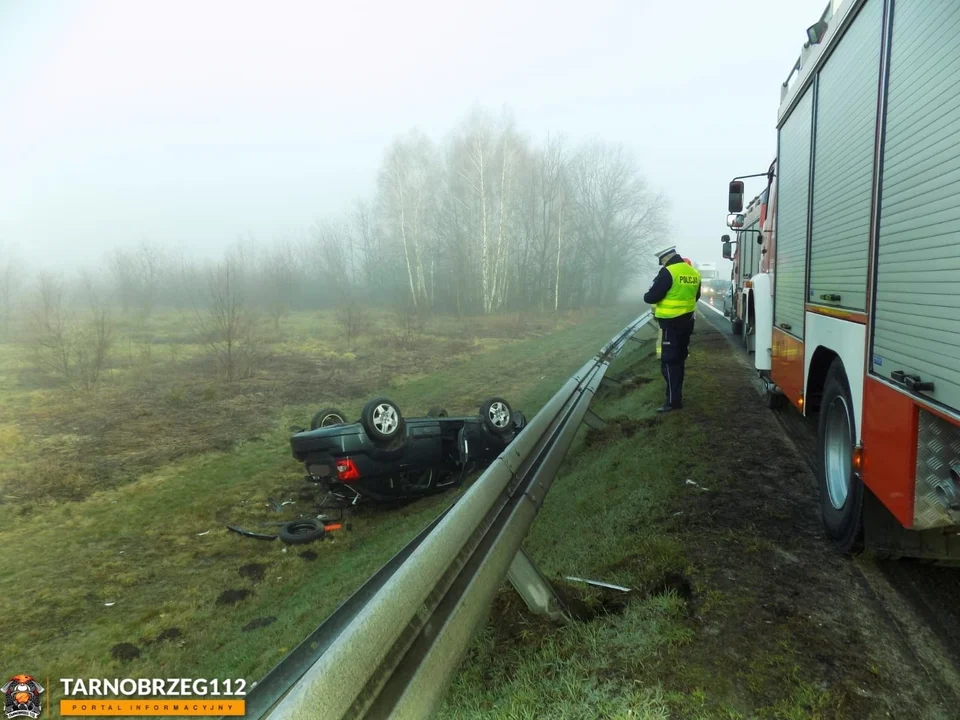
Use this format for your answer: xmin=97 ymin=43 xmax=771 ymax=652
xmin=727 ymin=0 xmax=960 ymax=559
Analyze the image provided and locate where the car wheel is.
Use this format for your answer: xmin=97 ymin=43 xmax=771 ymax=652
xmin=480 ymin=397 xmax=513 ymax=435
xmin=458 ymin=426 xmax=471 ymax=467
xmin=309 ymin=407 xmax=348 ymax=431
xmin=279 ymin=519 xmax=325 ymax=545
xmin=361 ymin=397 xmax=404 ymax=443
xmin=427 ymin=407 xmax=448 ymax=418
xmin=817 ymin=358 xmax=864 ymax=553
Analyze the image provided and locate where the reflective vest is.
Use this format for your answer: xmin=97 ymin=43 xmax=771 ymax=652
xmin=654 ymin=262 xmax=700 ymax=319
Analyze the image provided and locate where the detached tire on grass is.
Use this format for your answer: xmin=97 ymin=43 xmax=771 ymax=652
xmin=279 ymin=519 xmax=325 ymax=545
xmin=817 ymin=358 xmax=864 ymax=553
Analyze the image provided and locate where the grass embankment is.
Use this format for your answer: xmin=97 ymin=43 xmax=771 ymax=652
xmin=440 ymin=320 xmax=946 ymax=720
xmin=0 ymin=305 xmax=641 ymax=691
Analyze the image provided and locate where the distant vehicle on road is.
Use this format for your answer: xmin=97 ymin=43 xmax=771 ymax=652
xmin=290 ymin=397 xmax=526 ymax=503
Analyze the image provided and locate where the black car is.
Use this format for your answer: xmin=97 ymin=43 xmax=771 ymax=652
xmin=290 ymin=396 xmax=526 ymax=502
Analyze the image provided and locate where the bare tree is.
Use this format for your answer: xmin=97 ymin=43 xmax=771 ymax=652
xmin=571 ymin=141 xmax=667 ymax=305
xmin=193 ymin=256 xmax=260 ymax=382
xmin=259 ymin=241 xmax=299 ymax=332
xmin=377 ymin=130 xmax=436 ymax=309
xmin=108 ymin=239 xmax=168 ymax=317
xmin=73 ymin=273 xmax=116 ymax=390
xmin=0 ymin=258 xmax=20 ymax=342
xmin=30 ymin=273 xmax=114 ymax=390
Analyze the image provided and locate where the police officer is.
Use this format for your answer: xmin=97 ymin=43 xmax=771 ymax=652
xmin=643 ymin=245 xmax=701 ymax=413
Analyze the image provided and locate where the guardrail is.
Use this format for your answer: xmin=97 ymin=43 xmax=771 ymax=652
xmin=241 ymin=310 xmax=657 ymax=720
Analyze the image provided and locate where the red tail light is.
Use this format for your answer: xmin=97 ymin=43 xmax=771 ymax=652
xmin=336 ymin=458 xmax=361 ymax=482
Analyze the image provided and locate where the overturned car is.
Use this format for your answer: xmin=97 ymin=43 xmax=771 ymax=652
xmin=290 ymin=396 xmax=526 ymax=503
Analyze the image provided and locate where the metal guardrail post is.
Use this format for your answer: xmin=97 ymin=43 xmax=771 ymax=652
xmin=506 ymin=546 xmax=571 ymax=624
xmin=582 ymin=410 xmax=606 ymax=429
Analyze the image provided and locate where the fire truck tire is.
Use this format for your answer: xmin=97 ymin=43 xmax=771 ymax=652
xmin=817 ymin=358 xmax=864 ymax=553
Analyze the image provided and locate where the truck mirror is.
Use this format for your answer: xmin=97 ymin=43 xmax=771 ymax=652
xmin=807 ymin=19 xmax=828 ymax=45
xmin=722 ymin=242 xmax=733 ymax=260
xmin=721 ymin=234 xmax=731 ymax=243
xmin=726 ymin=213 xmax=745 ymax=229
xmin=728 ymin=180 xmax=745 ymax=213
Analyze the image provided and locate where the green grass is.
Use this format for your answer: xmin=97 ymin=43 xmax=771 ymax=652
xmin=437 ymin=324 xmax=909 ymax=720
xmin=0 ymin=304 xmax=642 ymax=690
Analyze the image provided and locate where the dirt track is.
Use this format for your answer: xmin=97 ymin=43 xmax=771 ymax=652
xmin=669 ymin=322 xmax=960 ymax=718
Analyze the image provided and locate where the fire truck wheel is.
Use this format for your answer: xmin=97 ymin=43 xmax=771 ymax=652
xmin=817 ymin=358 xmax=864 ymax=553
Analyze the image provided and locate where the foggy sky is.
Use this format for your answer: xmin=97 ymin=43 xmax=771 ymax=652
xmin=0 ymin=0 xmax=829 ymax=275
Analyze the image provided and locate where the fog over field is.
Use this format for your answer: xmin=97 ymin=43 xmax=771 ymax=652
xmin=2 ymin=0 xmax=824 ymax=288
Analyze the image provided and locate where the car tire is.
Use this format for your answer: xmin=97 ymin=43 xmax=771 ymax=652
xmin=427 ymin=407 xmax=448 ymax=418
xmin=511 ymin=410 xmax=527 ymax=432
xmin=279 ymin=519 xmax=325 ymax=545
xmin=480 ymin=397 xmax=513 ymax=435
xmin=361 ymin=397 xmax=405 ymax=443
xmin=817 ymin=358 xmax=864 ymax=553
xmin=309 ymin=407 xmax=348 ymax=431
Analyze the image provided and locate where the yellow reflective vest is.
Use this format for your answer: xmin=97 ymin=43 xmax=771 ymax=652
xmin=654 ymin=263 xmax=700 ymax=319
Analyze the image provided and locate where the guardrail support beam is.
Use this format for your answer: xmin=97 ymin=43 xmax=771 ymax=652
xmin=582 ymin=409 xmax=606 ymax=430
xmin=506 ymin=547 xmax=572 ymax=624
xmin=600 ymin=376 xmax=622 ymax=391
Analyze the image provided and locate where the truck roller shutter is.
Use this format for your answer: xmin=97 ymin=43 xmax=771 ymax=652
xmin=809 ymin=0 xmax=883 ymax=312
xmin=873 ymin=0 xmax=960 ymax=413
xmin=775 ymin=87 xmax=813 ymax=340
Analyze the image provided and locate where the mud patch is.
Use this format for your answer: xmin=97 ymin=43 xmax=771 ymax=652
xmin=243 ymin=616 xmax=277 ymax=632
xmin=156 ymin=627 xmax=182 ymax=643
xmin=238 ymin=563 xmax=266 ymax=583
xmin=617 ymin=375 xmax=654 ymax=396
xmin=299 ymin=550 xmax=318 ymax=561
xmin=486 ymin=579 xmax=636 ymax=648
xmin=110 ymin=643 xmax=141 ymax=662
xmin=584 ymin=416 xmax=656 ymax=447
xmin=216 ymin=588 xmax=252 ymax=606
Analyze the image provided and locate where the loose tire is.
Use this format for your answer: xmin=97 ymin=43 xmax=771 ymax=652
xmin=279 ymin=519 xmax=325 ymax=545
xmin=427 ymin=407 xmax=449 ymax=418
xmin=480 ymin=397 xmax=513 ymax=435
xmin=309 ymin=407 xmax=348 ymax=431
xmin=361 ymin=397 xmax=404 ymax=443
xmin=511 ymin=410 xmax=527 ymax=432
xmin=817 ymin=359 xmax=864 ymax=553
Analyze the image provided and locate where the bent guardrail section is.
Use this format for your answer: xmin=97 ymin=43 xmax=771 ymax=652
xmin=242 ymin=311 xmax=656 ymax=720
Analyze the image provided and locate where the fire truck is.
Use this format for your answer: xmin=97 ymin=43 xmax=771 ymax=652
xmin=721 ymin=184 xmax=771 ymax=353
xmin=725 ymin=0 xmax=960 ymax=560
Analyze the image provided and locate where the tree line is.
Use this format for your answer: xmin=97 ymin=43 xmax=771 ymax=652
xmin=0 ymin=107 xmax=668 ymax=385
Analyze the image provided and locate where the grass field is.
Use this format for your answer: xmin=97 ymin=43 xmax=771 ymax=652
xmin=0 ymin=304 xmax=642 ymax=692
xmin=438 ymin=320 xmax=951 ymax=720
